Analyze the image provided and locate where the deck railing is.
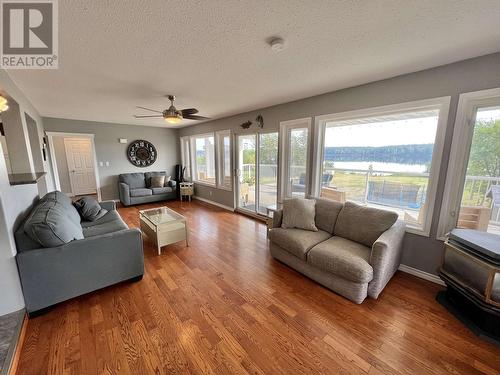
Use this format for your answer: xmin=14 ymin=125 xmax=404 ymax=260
xmin=240 ymin=163 xmax=499 ymax=222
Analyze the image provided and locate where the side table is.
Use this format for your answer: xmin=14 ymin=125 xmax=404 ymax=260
xmin=180 ymin=182 xmax=194 ymax=202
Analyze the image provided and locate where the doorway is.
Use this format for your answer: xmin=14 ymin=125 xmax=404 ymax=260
xmin=47 ymin=132 xmax=101 ymax=201
xmin=235 ymin=132 xmax=278 ymax=216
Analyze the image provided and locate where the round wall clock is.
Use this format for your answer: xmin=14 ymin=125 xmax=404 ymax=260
xmin=127 ymin=140 xmax=157 ymax=167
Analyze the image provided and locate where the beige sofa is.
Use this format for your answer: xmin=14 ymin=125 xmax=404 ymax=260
xmin=269 ymin=199 xmax=405 ymax=304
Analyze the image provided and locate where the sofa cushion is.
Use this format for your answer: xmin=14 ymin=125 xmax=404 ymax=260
xmin=41 ymin=191 xmax=81 ymax=226
xmin=269 ymin=228 xmax=331 ymax=260
xmin=81 ymin=210 xmax=122 ymax=228
xmin=281 ymin=198 xmax=318 ymax=231
xmin=24 ymin=200 xmax=84 ymax=247
xmin=130 ymin=188 xmax=153 ymax=197
xmin=73 ymin=196 xmax=107 ymax=221
xmin=152 ymin=187 xmax=173 ymax=195
xmin=308 ymin=236 xmax=373 ymax=283
xmin=334 ymin=201 xmax=398 ymax=247
xmin=315 ymin=198 xmax=344 ymax=234
xmin=145 ymin=171 xmax=166 ymax=187
xmin=82 ymin=217 xmax=128 ymax=238
xmin=120 ymin=173 xmax=146 ymax=189
xmin=41 ymin=190 xmax=73 ymax=206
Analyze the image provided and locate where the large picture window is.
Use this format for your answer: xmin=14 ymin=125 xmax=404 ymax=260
xmin=314 ymin=98 xmax=449 ymax=235
xmin=438 ymin=88 xmax=500 ymax=238
xmin=192 ymin=134 xmax=216 ymax=185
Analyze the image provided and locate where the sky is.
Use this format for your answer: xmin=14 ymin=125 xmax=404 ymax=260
xmin=324 ymin=116 xmax=439 ymax=147
xmin=476 ymin=107 xmax=500 ymax=121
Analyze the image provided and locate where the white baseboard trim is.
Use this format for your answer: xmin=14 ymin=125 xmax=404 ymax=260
xmin=398 ymin=264 xmax=445 ymax=286
xmin=193 ymin=196 xmax=235 ymax=212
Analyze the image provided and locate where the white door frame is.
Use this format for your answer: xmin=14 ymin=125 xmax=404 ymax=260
xmin=437 ymin=87 xmax=500 ymax=239
xmin=46 ymin=131 xmax=102 ymax=201
xmin=279 ymin=117 xmax=312 ymax=201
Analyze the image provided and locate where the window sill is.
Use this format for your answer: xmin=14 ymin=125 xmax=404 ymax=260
xmin=405 ymin=225 xmax=430 ymax=237
xmin=193 ymin=181 xmax=216 ymax=188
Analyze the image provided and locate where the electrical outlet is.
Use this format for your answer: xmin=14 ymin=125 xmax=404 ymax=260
xmin=209 ymin=191 xmax=213 ymax=196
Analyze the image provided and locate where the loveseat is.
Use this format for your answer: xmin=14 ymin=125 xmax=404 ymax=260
xmin=119 ymin=171 xmax=177 ymax=206
xmin=15 ymin=191 xmax=144 ymax=316
xmin=269 ymin=198 xmax=405 ymax=304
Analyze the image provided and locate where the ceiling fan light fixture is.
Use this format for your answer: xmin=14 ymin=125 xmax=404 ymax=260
xmin=0 ymin=95 xmax=9 ymax=113
xmin=164 ymin=114 xmax=182 ymax=124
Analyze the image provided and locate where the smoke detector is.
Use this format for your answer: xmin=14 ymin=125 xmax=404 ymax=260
xmin=268 ymin=37 xmax=285 ymax=52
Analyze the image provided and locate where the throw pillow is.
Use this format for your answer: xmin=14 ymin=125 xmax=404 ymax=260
xmin=164 ymin=175 xmax=172 ymax=187
xmin=281 ymin=198 xmax=318 ymax=231
xmin=150 ymin=175 xmax=165 ymax=188
xmin=73 ymin=196 xmax=108 ymax=222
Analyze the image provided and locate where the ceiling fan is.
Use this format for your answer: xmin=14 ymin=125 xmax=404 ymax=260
xmin=134 ymin=95 xmax=210 ymax=124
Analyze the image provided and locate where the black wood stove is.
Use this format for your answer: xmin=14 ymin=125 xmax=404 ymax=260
xmin=438 ymin=229 xmax=500 ymax=345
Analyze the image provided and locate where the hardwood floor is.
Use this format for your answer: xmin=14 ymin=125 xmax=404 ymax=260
xmin=17 ymin=200 xmax=500 ymax=374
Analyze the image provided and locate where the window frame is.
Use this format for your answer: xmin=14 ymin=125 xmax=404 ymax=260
xmin=312 ymin=97 xmax=451 ymax=237
xmin=437 ymin=87 xmax=500 ymax=239
xmin=180 ymin=136 xmax=192 ymax=181
xmin=279 ymin=117 xmax=312 ymax=200
xmin=216 ymin=129 xmax=232 ymax=191
xmin=190 ymin=132 xmax=217 ymax=187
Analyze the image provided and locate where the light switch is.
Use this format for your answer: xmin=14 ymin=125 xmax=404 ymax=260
xmin=105 ymin=161 xmax=110 ymax=166
xmin=99 ymin=161 xmax=104 ymax=167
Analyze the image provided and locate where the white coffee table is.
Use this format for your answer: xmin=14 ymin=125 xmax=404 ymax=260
xmin=139 ymin=206 xmax=188 ymax=255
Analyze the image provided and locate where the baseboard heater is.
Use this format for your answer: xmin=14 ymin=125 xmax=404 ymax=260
xmin=438 ymin=229 xmax=500 ymax=345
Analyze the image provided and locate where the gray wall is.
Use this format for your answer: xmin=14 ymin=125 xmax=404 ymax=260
xmin=0 ymin=69 xmax=54 ymax=315
xmin=43 ymin=118 xmax=180 ymax=200
xmin=52 ymin=137 xmax=72 ymax=194
xmin=179 ymin=52 xmax=500 ymax=276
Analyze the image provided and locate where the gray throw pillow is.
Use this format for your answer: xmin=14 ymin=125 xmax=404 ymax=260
xmin=150 ymin=175 xmax=165 ymax=188
xmin=281 ymin=198 xmax=318 ymax=231
xmin=73 ymin=197 xmax=108 ymax=222
xmin=163 ymin=175 xmax=172 ymax=187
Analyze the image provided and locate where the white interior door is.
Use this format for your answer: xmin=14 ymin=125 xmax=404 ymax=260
xmin=64 ymin=137 xmax=97 ymax=196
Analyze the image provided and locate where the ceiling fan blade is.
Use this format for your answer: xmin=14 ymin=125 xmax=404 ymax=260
xmin=136 ymin=106 xmax=163 ymax=113
xmin=134 ymin=115 xmax=163 ymax=118
xmin=180 ymin=108 xmax=198 ymax=116
xmin=183 ymin=115 xmax=210 ymax=121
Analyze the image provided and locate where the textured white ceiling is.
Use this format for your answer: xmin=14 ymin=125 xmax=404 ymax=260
xmin=6 ymin=0 xmax=500 ymax=128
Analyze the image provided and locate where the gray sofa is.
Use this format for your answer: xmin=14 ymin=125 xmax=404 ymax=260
xmin=15 ymin=191 xmax=144 ymax=316
xmin=269 ymin=199 xmax=405 ymax=304
xmin=119 ymin=171 xmax=177 ymax=206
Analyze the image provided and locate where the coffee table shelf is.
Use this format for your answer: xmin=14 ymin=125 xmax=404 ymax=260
xmin=139 ymin=206 xmax=188 ymax=255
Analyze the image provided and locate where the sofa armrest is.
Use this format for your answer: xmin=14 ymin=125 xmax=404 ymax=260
xmin=99 ymin=200 xmax=116 ymax=211
xmin=271 ymin=209 xmax=283 ymax=228
xmin=118 ymin=182 xmax=131 ymax=206
xmin=367 ymin=220 xmax=406 ymax=299
xmin=16 ymin=228 xmax=144 ymax=314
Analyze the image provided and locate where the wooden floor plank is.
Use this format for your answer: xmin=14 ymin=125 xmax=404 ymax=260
xmin=17 ymin=200 xmax=500 ymax=374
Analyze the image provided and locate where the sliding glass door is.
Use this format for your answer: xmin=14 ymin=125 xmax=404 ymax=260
xmin=237 ymin=134 xmax=257 ymax=210
xmin=236 ymin=132 xmax=278 ymax=215
xmin=280 ymin=118 xmax=311 ymax=198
